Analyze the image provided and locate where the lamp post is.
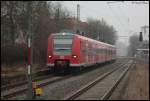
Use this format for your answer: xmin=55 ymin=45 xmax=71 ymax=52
xmin=76 ymin=4 xmax=80 ymax=34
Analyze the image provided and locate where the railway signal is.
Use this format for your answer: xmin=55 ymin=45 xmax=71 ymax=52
xmin=139 ymin=32 xmax=143 ymax=42
xmin=26 ymin=2 xmax=34 ymax=100
xmin=81 ymin=32 xmax=85 ymax=36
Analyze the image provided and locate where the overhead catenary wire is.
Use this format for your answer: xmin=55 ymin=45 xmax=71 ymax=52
xmin=107 ymin=3 xmax=129 ymax=32
xmin=117 ymin=4 xmax=132 ymax=40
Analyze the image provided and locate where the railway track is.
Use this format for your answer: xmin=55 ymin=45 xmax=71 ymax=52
xmin=1 ymin=58 xmax=124 ymax=91
xmin=1 ymin=68 xmax=50 ymax=91
xmin=63 ymin=60 xmax=134 ymax=100
xmin=1 ymin=74 xmax=72 ymax=100
xmin=1 ymin=58 xmax=129 ymax=100
xmin=1 ymin=74 xmax=52 ymax=91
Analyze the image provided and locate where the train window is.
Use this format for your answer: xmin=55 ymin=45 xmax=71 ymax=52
xmin=54 ymin=44 xmax=72 ymax=48
xmin=103 ymin=48 xmax=105 ymax=54
xmin=103 ymin=48 xmax=104 ymax=54
xmin=80 ymin=40 xmax=86 ymax=50
xmin=53 ymin=34 xmax=73 ymax=55
xmin=80 ymin=40 xmax=88 ymax=56
xmin=93 ymin=48 xmax=97 ymax=55
xmin=110 ymin=50 xmax=112 ymax=55
xmin=82 ymin=50 xmax=87 ymax=55
xmin=53 ymin=34 xmax=73 ymax=39
xmin=54 ymin=39 xmax=72 ymax=44
xmin=97 ymin=48 xmax=99 ymax=54
xmin=99 ymin=48 xmax=101 ymax=54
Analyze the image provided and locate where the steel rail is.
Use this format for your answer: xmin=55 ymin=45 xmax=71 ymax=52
xmin=1 ymin=69 xmax=50 ymax=91
xmin=63 ymin=61 xmax=129 ymax=100
xmin=1 ymin=59 xmax=127 ymax=100
xmin=100 ymin=62 xmax=134 ymax=100
xmin=1 ymin=75 xmax=71 ymax=100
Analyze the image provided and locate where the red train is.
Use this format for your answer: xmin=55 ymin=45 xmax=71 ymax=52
xmin=47 ymin=33 xmax=116 ymax=72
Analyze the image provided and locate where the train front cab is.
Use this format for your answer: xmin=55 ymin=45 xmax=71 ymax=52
xmin=46 ymin=33 xmax=83 ymax=72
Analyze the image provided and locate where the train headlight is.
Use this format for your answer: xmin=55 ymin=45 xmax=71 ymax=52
xmin=49 ymin=55 xmax=52 ymax=58
xmin=62 ymin=33 xmax=66 ymax=35
xmin=72 ymin=55 xmax=77 ymax=58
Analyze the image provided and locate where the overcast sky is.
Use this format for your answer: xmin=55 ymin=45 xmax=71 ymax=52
xmin=56 ymin=1 xmax=149 ymax=45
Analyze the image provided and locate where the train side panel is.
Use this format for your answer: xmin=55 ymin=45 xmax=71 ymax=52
xmin=70 ymin=35 xmax=82 ymax=66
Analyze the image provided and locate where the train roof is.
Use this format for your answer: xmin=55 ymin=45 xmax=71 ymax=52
xmin=49 ymin=33 xmax=116 ymax=48
xmin=51 ymin=33 xmax=74 ymax=36
xmin=75 ymin=34 xmax=116 ymax=48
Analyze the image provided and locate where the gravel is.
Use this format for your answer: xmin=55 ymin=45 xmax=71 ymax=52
xmin=75 ymin=62 xmax=130 ymax=100
xmin=8 ymin=58 xmax=127 ymax=100
xmin=109 ymin=60 xmax=149 ymax=100
xmin=42 ymin=59 xmax=127 ymax=100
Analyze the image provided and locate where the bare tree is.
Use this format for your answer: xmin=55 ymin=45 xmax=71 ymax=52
xmin=1 ymin=1 xmax=73 ymax=65
xmin=83 ymin=18 xmax=117 ymax=45
xmin=127 ymin=34 xmax=141 ymax=56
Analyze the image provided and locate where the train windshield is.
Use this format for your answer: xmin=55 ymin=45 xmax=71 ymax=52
xmin=53 ymin=33 xmax=73 ymax=55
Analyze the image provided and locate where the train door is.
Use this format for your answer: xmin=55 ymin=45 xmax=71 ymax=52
xmin=80 ymin=39 xmax=88 ymax=65
xmin=85 ymin=40 xmax=88 ymax=64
